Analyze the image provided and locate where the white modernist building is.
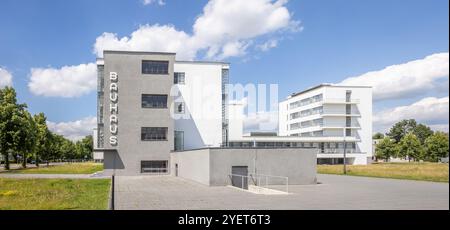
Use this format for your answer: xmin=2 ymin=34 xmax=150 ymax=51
xmin=93 ymin=51 xmax=373 ymax=181
xmin=93 ymin=51 xmax=317 ymax=185
xmin=279 ymin=84 xmax=373 ymax=165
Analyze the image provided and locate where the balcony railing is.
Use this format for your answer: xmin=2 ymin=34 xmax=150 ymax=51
xmin=323 ymin=98 xmax=360 ymax=104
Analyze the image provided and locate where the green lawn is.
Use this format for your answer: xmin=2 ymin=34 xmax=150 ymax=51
xmin=317 ymin=162 xmax=449 ymax=182
xmin=1 ymin=162 xmax=103 ymax=174
xmin=0 ymin=178 xmax=110 ymax=210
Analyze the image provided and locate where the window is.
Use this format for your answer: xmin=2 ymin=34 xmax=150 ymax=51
xmin=141 ymin=127 xmax=168 ymax=141
xmin=142 ymin=60 xmax=169 ymax=74
xmin=290 ymin=112 xmax=300 ymax=120
xmin=141 ymin=161 xmax=168 ymax=173
xmin=175 ymin=102 xmax=185 ymax=114
xmin=174 ymin=131 xmax=184 ymax=151
xmin=174 ymin=72 xmax=185 ymax=84
xmin=290 ymin=123 xmax=301 ymax=130
xmin=345 ymin=128 xmax=352 ymax=137
xmin=142 ymin=94 xmax=167 ymax=108
xmin=346 ymin=117 xmax=351 ymax=127
xmin=346 ymin=104 xmax=352 ymax=114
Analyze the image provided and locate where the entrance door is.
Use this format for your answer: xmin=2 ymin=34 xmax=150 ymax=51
xmin=231 ymin=166 xmax=248 ymax=189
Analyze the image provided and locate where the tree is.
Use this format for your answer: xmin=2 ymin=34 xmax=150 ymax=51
xmin=424 ymin=132 xmax=449 ymax=162
xmin=414 ymin=124 xmax=434 ymax=144
xmin=375 ymin=137 xmax=398 ymax=162
xmin=398 ymin=133 xmax=424 ymax=162
xmin=386 ymin=119 xmax=417 ymax=143
xmin=373 ymin=132 xmax=384 ymax=139
xmin=48 ymin=133 xmax=65 ymax=163
xmin=12 ymin=110 xmax=37 ymax=168
xmin=78 ymin=135 xmax=93 ymax=160
xmin=0 ymin=87 xmax=27 ymax=170
xmin=33 ymin=113 xmax=51 ymax=166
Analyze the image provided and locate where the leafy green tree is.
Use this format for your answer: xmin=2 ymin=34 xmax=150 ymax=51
xmin=398 ymin=133 xmax=424 ymax=162
xmin=77 ymin=135 xmax=94 ymax=160
xmin=424 ymin=132 xmax=449 ymax=162
xmin=61 ymin=139 xmax=76 ymax=161
xmin=48 ymin=133 xmax=65 ymax=163
xmin=375 ymin=137 xmax=398 ymax=162
xmin=414 ymin=124 xmax=434 ymax=144
xmin=373 ymin=132 xmax=384 ymax=139
xmin=33 ymin=113 xmax=51 ymax=166
xmin=386 ymin=119 xmax=417 ymax=143
xmin=0 ymin=87 xmax=27 ymax=170
xmin=12 ymin=110 xmax=37 ymax=168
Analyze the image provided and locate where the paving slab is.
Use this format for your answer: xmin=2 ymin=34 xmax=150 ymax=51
xmin=113 ymin=174 xmax=449 ymax=210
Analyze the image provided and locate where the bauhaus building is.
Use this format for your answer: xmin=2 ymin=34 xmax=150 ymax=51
xmin=93 ymin=50 xmax=372 ymax=186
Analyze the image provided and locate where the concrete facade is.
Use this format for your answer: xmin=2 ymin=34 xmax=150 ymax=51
xmin=171 ymin=148 xmax=317 ymax=186
xmin=99 ymin=51 xmax=175 ymax=176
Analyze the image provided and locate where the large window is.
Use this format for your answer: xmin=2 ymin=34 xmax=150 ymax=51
xmin=174 ymin=72 xmax=185 ymax=84
xmin=141 ymin=161 xmax=168 ymax=173
xmin=142 ymin=94 xmax=167 ymax=108
xmin=142 ymin=60 xmax=169 ymax=74
xmin=141 ymin=127 xmax=168 ymax=141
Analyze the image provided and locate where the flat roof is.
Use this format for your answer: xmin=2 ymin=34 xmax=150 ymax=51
xmin=175 ymin=60 xmax=230 ymax=65
xmin=100 ymin=50 xmax=229 ymax=65
xmin=288 ymin=84 xmax=372 ymax=98
xmin=103 ymin=50 xmax=176 ymax=55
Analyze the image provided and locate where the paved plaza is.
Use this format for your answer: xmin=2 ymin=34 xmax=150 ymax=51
xmin=113 ymin=174 xmax=449 ymax=210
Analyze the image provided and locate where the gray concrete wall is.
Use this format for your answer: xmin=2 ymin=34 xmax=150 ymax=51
xmin=170 ymin=149 xmax=210 ymax=185
xmin=171 ymin=148 xmax=317 ymax=186
xmin=209 ymin=148 xmax=317 ymax=186
xmin=103 ymin=51 xmax=175 ymax=176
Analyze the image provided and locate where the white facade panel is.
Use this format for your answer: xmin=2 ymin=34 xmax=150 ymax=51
xmin=174 ymin=62 xmax=228 ymax=150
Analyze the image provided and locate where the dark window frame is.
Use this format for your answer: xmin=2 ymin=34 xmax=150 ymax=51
xmin=140 ymin=160 xmax=168 ymax=173
xmin=141 ymin=127 xmax=168 ymax=141
xmin=174 ymin=72 xmax=185 ymax=84
xmin=142 ymin=94 xmax=168 ymax=109
xmin=142 ymin=60 xmax=169 ymax=75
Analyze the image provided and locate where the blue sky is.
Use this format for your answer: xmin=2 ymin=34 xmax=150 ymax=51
xmin=0 ymin=0 xmax=448 ymax=139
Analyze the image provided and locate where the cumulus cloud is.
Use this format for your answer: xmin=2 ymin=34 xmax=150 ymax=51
xmin=47 ymin=116 xmax=97 ymax=141
xmin=94 ymin=25 xmax=195 ymax=60
xmin=142 ymin=0 xmax=165 ymax=5
xmin=0 ymin=67 xmax=13 ymax=88
xmin=28 ymin=63 xmax=97 ymax=98
xmin=94 ymin=0 xmax=300 ymax=60
xmin=340 ymin=52 xmax=449 ymax=101
xmin=373 ymin=97 xmax=449 ymax=133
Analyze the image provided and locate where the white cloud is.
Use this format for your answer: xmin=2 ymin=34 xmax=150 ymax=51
xmin=256 ymin=39 xmax=278 ymax=52
xmin=94 ymin=25 xmax=195 ymax=60
xmin=47 ymin=116 xmax=97 ymax=141
xmin=28 ymin=63 xmax=97 ymax=98
xmin=244 ymin=111 xmax=278 ymax=132
xmin=142 ymin=0 xmax=165 ymax=6
xmin=94 ymin=0 xmax=300 ymax=60
xmin=340 ymin=52 xmax=449 ymax=101
xmin=0 ymin=67 xmax=13 ymax=88
xmin=374 ymin=97 xmax=449 ymax=133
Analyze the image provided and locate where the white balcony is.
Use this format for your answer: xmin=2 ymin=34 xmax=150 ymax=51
xmin=323 ymin=98 xmax=360 ymax=104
